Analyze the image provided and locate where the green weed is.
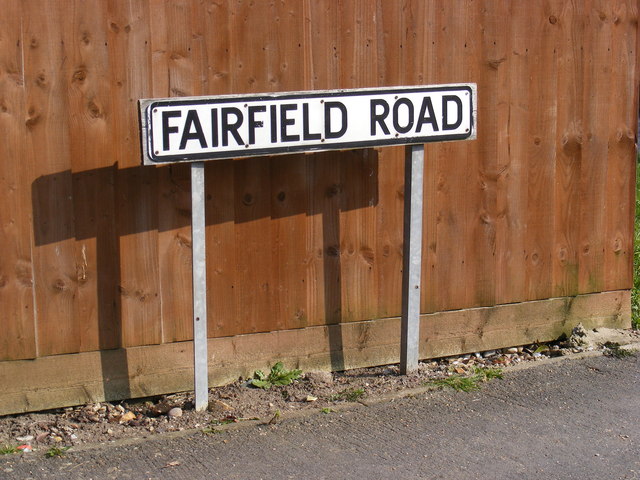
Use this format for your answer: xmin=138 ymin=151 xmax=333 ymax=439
xmin=330 ymin=388 xmax=366 ymax=402
xmin=320 ymin=407 xmax=334 ymax=414
xmin=45 ymin=446 xmax=70 ymax=458
xmin=473 ymin=366 xmax=504 ymax=381
xmin=0 ymin=445 xmax=18 ymax=455
xmin=250 ymin=362 xmax=302 ymax=390
xmin=429 ymin=367 xmax=503 ymax=392
xmin=604 ymin=342 xmax=637 ymax=359
xmin=202 ymin=426 xmax=223 ymax=435
xmin=430 ymin=375 xmax=481 ymax=392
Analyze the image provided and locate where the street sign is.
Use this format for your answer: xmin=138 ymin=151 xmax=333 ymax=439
xmin=138 ymin=83 xmax=477 ymax=409
xmin=139 ymin=84 xmax=476 ymax=165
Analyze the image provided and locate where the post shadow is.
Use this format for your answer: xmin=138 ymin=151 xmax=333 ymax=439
xmin=32 ymin=150 xmax=378 ymax=401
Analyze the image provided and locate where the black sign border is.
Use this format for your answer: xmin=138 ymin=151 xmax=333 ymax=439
xmin=140 ymin=85 xmax=475 ymax=164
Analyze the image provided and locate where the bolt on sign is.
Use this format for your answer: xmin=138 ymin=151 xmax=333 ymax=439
xmin=139 ymin=84 xmax=476 ymax=164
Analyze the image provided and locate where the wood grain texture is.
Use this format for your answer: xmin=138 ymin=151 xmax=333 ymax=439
xmin=552 ymin=0 xmax=581 ymax=298
xmin=0 ymin=290 xmax=630 ymax=416
xmin=24 ymin=2 xmax=79 ymax=356
xmin=494 ymin=2 xmax=529 ymax=306
xmin=68 ymin=0 xmax=120 ymax=353
xmin=107 ymin=0 xmax=161 ymax=347
xmin=576 ymin=0 xmax=606 ymax=295
xmin=0 ymin=0 xmax=637 ymax=365
xmin=337 ymin=1 xmax=379 ymax=323
xmin=603 ymin=0 xmax=637 ymax=292
xmin=524 ymin=1 xmax=557 ymax=302
xmin=0 ymin=0 xmax=36 ymax=360
xmin=150 ymin=0 xmax=203 ymax=344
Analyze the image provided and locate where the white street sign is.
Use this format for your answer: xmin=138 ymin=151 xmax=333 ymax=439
xmin=139 ymin=84 xmax=476 ymax=164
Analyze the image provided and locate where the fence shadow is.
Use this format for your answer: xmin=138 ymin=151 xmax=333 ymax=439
xmin=31 ymin=149 xmax=379 ymax=399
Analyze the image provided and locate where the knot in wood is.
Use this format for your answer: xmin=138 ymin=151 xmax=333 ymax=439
xmin=73 ymin=69 xmax=87 ymax=83
xmin=35 ymin=72 xmax=47 ymax=89
xmin=242 ymin=193 xmax=254 ymax=206
xmin=87 ymin=100 xmax=102 ymax=119
xmin=327 ymin=184 xmax=342 ymax=197
xmin=612 ymin=237 xmax=623 ymax=253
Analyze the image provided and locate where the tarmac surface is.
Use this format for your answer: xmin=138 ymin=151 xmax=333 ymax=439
xmin=2 ymin=352 xmax=639 ymax=480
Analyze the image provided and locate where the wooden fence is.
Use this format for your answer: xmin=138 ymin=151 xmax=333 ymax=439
xmin=0 ymin=0 xmax=638 ymax=414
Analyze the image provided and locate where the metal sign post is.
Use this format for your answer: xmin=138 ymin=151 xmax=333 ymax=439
xmin=400 ymin=145 xmax=424 ymax=374
xmin=190 ymin=162 xmax=208 ymax=411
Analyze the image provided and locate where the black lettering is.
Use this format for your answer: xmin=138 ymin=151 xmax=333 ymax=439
xmin=392 ymin=98 xmax=414 ymax=134
xmin=221 ymin=107 xmax=244 ymax=146
xmin=162 ymin=110 xmax=182 ymax=151
xmin=280 ymin=104 xmax=300 ymax=142
xmin=325 ymin=101 xmax=348 ymax=139
xmin=416 ymin=97 xmax=439 ymax=132
xmin=370 ymin=99 xmax=390 ymax=135
xmin=211 ymin=108 xmax=218 ymax=147
xmin=179 ymin=109 xmax=207 ymax=150
xmin=270 ymin=104 xmax=278 ymax=143
xmin=248 ymin=105 xmax=266 ymax=145
xmin=442 ymin=95 xmax=463 ymax=130
xmin=302 ymin=103 xmax=321 ymax=141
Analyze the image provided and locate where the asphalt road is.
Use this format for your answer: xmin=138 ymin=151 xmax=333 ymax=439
xmin=2 ymin=352 xmax=639 ymax=480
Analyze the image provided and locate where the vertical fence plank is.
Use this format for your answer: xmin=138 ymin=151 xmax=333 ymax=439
xmin=375 ymin=1 xmax=405 ymax=319
xmin=206 ymin=159 xmax=237 ymax=337
xmin=422 ymin=1 xmax=441 ymax=314
xmin=227 ymin=0 xmax=274 ymax=334
xmin=24 ymin=2 xmax=79 ymax=356
xmin=68 ymin=0 xmax=120 ymax=353
xmin=201 ymin=0 xmax=237 ymax=338
xmin=476 ymin=0 xmax=511 ymax=307
xmin=337 ymin=0 xmax=379 ymax=323
xmin=303 ymin=0 xmax=341 ymax=326
xmin=524 ymin=2 xmax=557 ymax=301
xmin=496 ymin=3 xmax=533 ymax=306
xmin=465 ymin=0 xmax=497 ymax=308
xmin=427 ymin=3 xmax=468 ymax=312
xmin=0 ymin=1 xmax=37 ymax=360
xmin=603 ymin=0 xmax=637 ymax=291
xmin=151 ymin=0 xmax=204 ymax=344
xmin=496 ymin=3 xmax=530 ymax=304
xmin=268 ymin=0 xmax=310 ymax=331
xmin=107 ymin=0 xmax=161 ymax=347
xmin=550 ymin=2 xmax=581 ymax=298
xmin=576 ymin=0 xmax=607 ymax=295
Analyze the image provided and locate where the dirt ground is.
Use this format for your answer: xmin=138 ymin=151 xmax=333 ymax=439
xmin=1 ymin=326 xmax=638 ymax=454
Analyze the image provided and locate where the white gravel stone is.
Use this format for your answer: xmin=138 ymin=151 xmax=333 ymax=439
xmin=167 ymin=407 xmax=183 ymax=418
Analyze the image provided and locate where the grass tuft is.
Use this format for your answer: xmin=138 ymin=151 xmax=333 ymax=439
xmin=473 ymin=366 xmax=504 ymax=381
xmin=603 ymin=342 xmax=637 ymax=359
xmin=0 ymin=445 xmax=19 ymax=455
xmin=329 ymin=388 xmax=366 ymax=402
xmin=428 ymin=366 xmax=504 ymax=392
xmin=430 ymin=375 xmax=481 ymax=392
xmin=45 ymin=446 xmax=70 ymax=458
